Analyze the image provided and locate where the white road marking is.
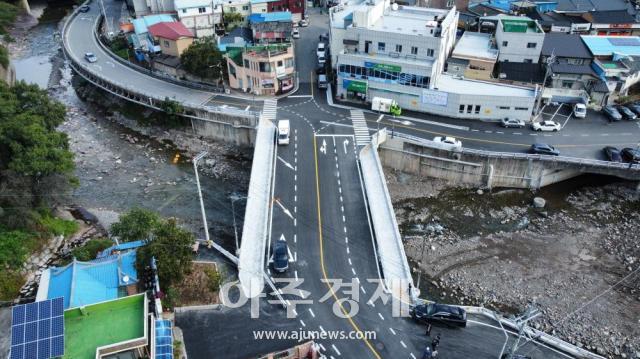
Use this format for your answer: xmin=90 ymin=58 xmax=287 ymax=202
xmin=367 ymin=300 xmax=375 ymax=307
xmin=348 ymin=258 xmax=352 ymax=265
xmin=345 ymin=237 xmax=348 ymax=244
xmin=344 ymin=226 xmax=347 ymax=233
xmin=389 ymin=328 xmax=396 ymax=335
xmin=351 ymin=267 xmax=356 ymax=275
xmin=300 ymin=319 xmax=306 ymax=327
xmin=294 ymin=234 xmax=297 ymax=243
xmin=410 ymin=353 xmax=417 ymax=359
xmin=513 ymin=132 xmax=522 ymax=135
xmin=342 ymin=215 xmax=346 ymax=222
xmin=294 ymin=270 xmax=298 ymax=280
xmin=309 ymin=308 xmax=316 ymax=318
xmin=346 ymin=247 xmax=350 ymax=254
xmin=275 ymin=199 xmax=295 ymax=220
xmin=378 ymin=312 xmax=384 ymax=320
xmin=331 ymin=344 xmax=342 ymax=356
xmin=319 ymin=343 xmax=326 ymax=351
xmin=320 ymin=325 xmax=326 ymax=334
xmin=361 ymin=286 xmax=366 ymax=294
xmin=400 ymin=341 xmax=407 ymax=349
xmin=244 ymin=105 xmax=250 ymax=111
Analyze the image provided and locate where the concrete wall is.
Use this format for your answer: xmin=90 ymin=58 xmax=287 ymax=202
xmin=378 ymin=136 xmax=640 ymax=189
xmin=0 ymin=63 xmax=16 ymax=86
xmin=190 ymin=117 xmax=256 ymax=146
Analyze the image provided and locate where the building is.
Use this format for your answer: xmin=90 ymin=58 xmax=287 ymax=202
xmin=149 ymin=21 xmax=195 ymax=57
xmin=131 ymin=14 xmax=176 ymax=52
xmin=36 ymin=250 xmax=140 ymax=309
xmin=218 ymin=26 xmax=253 ymax=51
xmin=174 ymin=0 xmax=222 ymax=37
xmin=250 ymin=0 xmax=305 ymax=22
xmin=449 ymin=31 xmax=498 ymax=80
xmin=331 ymin=0 xmax=536 ymax=121
xmin=129 ymin=0 xmax=176 ymax=16
xmin=222 ymin=0 xmax=252 ymax=25
xmin=248 ymin=11 xmax=293 ymax=43
xmin=493 ymin=15 xmax=545 ymax=63
xmin=225 ymin=43 xmax=295 ymax=95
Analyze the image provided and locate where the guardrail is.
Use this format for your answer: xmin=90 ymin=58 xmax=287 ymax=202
xmin=61 ymin=7 xmax=259 ymax=127
xmin=393 ymin=131 xmax=640 ymax=172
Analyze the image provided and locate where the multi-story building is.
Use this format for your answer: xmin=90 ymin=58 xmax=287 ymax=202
xmin=225 ymin=44 xmax=295 ymax=95
xmin=222 ymin=0 xmax=252 ymax=25
xmin=148 ymin=21 xmax=195 ymax=57
xmin=250 ymin=0 xmax=305 ymax=22
xmin=493 ymin=15 xmax=545 ymax=63
xmin=248 ymin=11 xmax=293 ymax=43
xmin=129 ymin=0 xmax=176 ymax=16
xmin=174 ymin=0 xmax=222 ymax=38
xmin=330 ymin=0 xmax=536 ymax=121
xmin=448 ymin=31 xmax=498 ymax=80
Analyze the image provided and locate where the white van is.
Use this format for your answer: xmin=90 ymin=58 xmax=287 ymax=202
xmin=574 ymin=103 xmax=587 ymax=118
xmin=317 ymin=74 xmax=328 ymax=89
xmin=277 ymin=120 xmax=290 ymax=145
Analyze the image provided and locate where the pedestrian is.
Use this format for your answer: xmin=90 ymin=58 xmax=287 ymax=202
xmin=425 ymin=323 xmax=432 ymax=337
xmin=421 ymin=346 xmax=433 ymax=359
xmin=431 ymin=333 xmax=441 ymax=351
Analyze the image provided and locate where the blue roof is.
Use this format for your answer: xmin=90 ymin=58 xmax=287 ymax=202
xmin=250 ymin=0 xmax=277 ymax=3
xmin=44 ymin=251 xmax=139 ymax=309
xmin=581 ymin=36 xmax=640 ymax=57
xmin=248 ymin=11 xmax=292 ymax=23
xmin=155 ymin=320 xmax=174 ymax=359
xmin=132 ymin=14 xmax=175 ymax=35
xmin=98 ymin=240 xmax=146 ymax=258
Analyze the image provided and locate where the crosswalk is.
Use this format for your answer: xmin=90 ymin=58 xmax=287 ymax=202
xmin=350 ymin=110 xmax=370 ymax=146
xmin=262 ymin=99 xmax=278 ymax=121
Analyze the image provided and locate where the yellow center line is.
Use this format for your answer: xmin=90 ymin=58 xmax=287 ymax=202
xmin=372 ymin=120 xmax=639 ymax=148
xmin=313 ymin=135 xmax=382 ymax=359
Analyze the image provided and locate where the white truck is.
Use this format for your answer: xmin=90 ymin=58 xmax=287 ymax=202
xmin=277 ymin=120 xmax=290 ymax=145
xmin=371 ymin=97 xmax=401 ymax=116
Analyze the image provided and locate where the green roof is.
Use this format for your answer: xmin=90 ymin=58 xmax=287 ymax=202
xmin=64 ymin=294 xmax=146 ymax=359
xmin=501 ymin=19 xmax=541 ymax=33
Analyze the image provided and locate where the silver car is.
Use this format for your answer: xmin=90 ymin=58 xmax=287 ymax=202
xmin=500 ymin=118 xmax=525 ymax=128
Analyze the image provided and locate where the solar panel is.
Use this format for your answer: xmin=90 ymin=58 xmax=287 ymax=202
xmin=608 ymin=37 xmax=640 ymax=47
xmin=155 ymin=319 xmax=174 ymax=359
xmin=10 ymin=298 xmax=65 ymax=359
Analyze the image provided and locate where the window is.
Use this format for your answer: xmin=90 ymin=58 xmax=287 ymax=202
xmin=378 ymin=42 xmax=385 ymax=52
xmin=411 ymin=46 xmax=418 ymax=55
xmin=446 ymin=0 xmax=454 ymax=6
xmin=515 ymin=107 xmax=529 ymax=111
xmin=198 ymin=6 xmax=206 ymax=13
xmin=498 ymin=106 xmax=510 ymax=110
xmin=285 ymin=58 xmax=294 ymax=67
xmin=244 ymin=59 xmax=250 ymax=68
xmin=562 ymin=80 xmax=573 ymax=88
xmin=524 ymin=59 xmax=533 ymax=63
xmin=502 ymin=41 xmax=508 ymax=47
xmin=395 ymin=44 xmax=402 ymax=53
xmin=427 ymin=48 xmax=434 ymax=57
xmin=277 ymin=60 xmax=283 ymax=67
xmin=459 ymin=104 xmax=465 ymax=113
xmin=182 ymin=9 xmax=187 ymax=13
xmin=474 ymin=105 xmax=480 ymax=114
xmin=527 ymin=42 xmax=536 ymax=48
xmin=163 ymin=40 xmax=170 ymax=47
xmin=466 ymin=105 xmax=472 ymax=114
xmin=242 ymin=5 xmax=249 ymax=10
xmin=259 ymin=62 xmax=271 ymax=72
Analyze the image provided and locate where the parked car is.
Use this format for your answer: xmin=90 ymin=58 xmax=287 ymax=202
xmin=84 ymin=52 xmax=97 ymax=63
xmin=531 ymin=120 xmax=561 ymax=132
xmin=317 ymin=74 xmax=328 ymax=89
xmin=292 ymin=28 xmax=300 ymax=39
xmin=316 ymin=42 xmax=326 ymax=58
xmin=319 ymin=32 xmax=329 ymax=42
xmin=530 ymin=143 xmax=560 ymax=156
xmin=500 ymin=118 xmax=525 ymax=128
xmin=603 ymin=105 xmax=623 ymax=122
xmin=433 ymin=136 xmax=462 ymax=149
xmin=271 ymin=237 xmax=289 ymax=273
xmin=410 ymin=303 xmax=467 ymax=327
xmin=317 ymin=55 xmax=326 ymax=66
xmin=315 ymin=65 xmax=326 ymax=75
xmin=617 ymin=105 xmax=637 ymax=120
xmin=621 ymin=148 xmax=640 ymax=163
xmin=78 ymin=5 xmax=90 ymax=12
xmin=573 ymin=103 xmax=587 ymax=118
xmin=627 ymin=102 xmax=640 ymax=115
xmin=603 ymin=146 xmax=623 ymax=162
xmin=299 ymin=19 xmax=309 ymax=27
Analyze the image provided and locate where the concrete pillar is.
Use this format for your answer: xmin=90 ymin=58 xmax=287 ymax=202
xmin=19 ymin=0 xmax=31 ymax=15
xmin=486 ymin=164 xmax=494 ymax=190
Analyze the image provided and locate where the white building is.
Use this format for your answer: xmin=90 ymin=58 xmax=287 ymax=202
xmin=493 ymin=15 xmax=545 ymax=64
xmin=174 ymin=0 xmax=222 ymax=37
xmin=330 ymin=0 xmax=536 ymax=121
xmin=222 ymin=0 xmax=252 ymax=24
xmin=130 ymin=0 xmax=176 ymax=16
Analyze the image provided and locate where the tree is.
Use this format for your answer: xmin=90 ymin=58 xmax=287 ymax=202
xmin=110 ymin=208 xmax=161 ymax=242
xmin=136 ymin=218 xmax=194 ymax=287
xmin=180 ymin=37 xmax=225 ymax=80
xmin=159 ymin=97 xmax=185 ymax=126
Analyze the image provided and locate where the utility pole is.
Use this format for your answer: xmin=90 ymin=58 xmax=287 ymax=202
xmin=501 ymin=306 xmax=541 ymax=359
xmin=193 ymin=152 xmax=211 ymax=245
xmin=99 ymin=0 xmax=112 ymax=37
xmin=416 ymin=235 xmax=428 ymax=289
xmin=534 ymin=53 xmax=556 ymax=117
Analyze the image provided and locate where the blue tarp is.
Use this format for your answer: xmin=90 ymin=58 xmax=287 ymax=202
xmin=98 ymin=240 xmax=146 ymax=258
xmin=132 ymin=14 xmax=175 ymax=35
xmin=248 ymin=11 xmax=292 ymax=23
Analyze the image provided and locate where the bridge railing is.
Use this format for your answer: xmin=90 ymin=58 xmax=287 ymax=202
xmin=392 ymin=132 xmax=640 ymax=171
xmin=61 ymin=6 xmax=258 ymax=127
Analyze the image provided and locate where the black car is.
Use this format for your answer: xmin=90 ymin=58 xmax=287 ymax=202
xmin=315 ymin=65 xmax=326 ymax=75
xmin=319 ymin=33 xmax=329 ymax=42
xmin=627 ymin=103 xmax=640 ymax=115
xmin=78 ymin=5 xmax=90 ymax=12
xmin=410 ymin=303 xmax=467 ymax=327
xmin=617 ymin=105 xmax=637 ymax=120
xmin=530 ymin=143 xmax=560 ymax=156
xmin=603 ymin=106 xmax=623 ymax=122
xmin=603 ymin=146 xmax=622 ymax=162
xmin=272 ymin=237 xmax=289 ymax=273
xmin=621 ymin=148 xmax=640 ymax=163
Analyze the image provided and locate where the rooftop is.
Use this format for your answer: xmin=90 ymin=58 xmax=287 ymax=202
xmin=588 ymin=10 xmax=636 ymax=24
xmin=367 ymin=6 xmax=451 ymax=37
xmin=37 ymin=251 xmax=139 ymax=309
xmin=436 ymin=73 xmax=536 ymax=97
xmin=248 ymin=11 xmax=292 ymax=23
xmin=452 ymin=32 xmax=498 ymax=61
xmin=64 ymin=294 xmax=146 ymax=359
xmin=581 ymin=35 xmax=640 ymax=57
xmin=497 ymin=61 xmax=545 ymax=83
xmin=500 ymin=18 xmax=542 ymax=33
xmin=541 ymin=33 xmax=592 ymax=59
xmin=555 ymin=0 xmax=634 ymax=13
xmin=132 ymin=14 xmax=175 ymax=35
xmin=174 ymin=0 xmax=212 ymax=9
xmin=149 ymin=21 xmax=194 ymax=40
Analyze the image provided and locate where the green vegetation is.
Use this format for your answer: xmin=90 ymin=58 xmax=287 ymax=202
xmin=108 ymin=35 xmax=130 ymax=60
xmin=70 ymin=238 xmax=114 ymax=261
xmin=0 ymin=1 xmax=18 ymax=70
xmin=159 ymin=97 xmax=186 ymax=126
xmin=180 ymin=37 xmax=225 ymax=81
xmin=223 ymin=12 xmax=244 ymax=31
xmin=111 ymin=208 xmax=194 ymax=289
xmin=0 ymin=82 xmax=77 ymax=300
xmin=204 ymin=266 xmax=223 ymax=292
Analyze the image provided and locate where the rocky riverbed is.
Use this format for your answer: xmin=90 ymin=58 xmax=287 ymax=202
xmin=387 ymin=168 xmax=640 ymax=359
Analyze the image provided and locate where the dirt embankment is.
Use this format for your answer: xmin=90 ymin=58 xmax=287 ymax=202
xmin=386 ymin=168 xmax=640 ymax=359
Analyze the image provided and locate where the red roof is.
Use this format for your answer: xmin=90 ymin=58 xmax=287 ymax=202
xmin=148 ymin=21 xmax=193 ymax=40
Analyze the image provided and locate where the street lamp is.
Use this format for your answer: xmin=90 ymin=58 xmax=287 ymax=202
xmin=416 ymin=236 xmax=428 ymax=290
xmin=376 ymin=113 xmax=384 ymax=133
xmin=193 ymin=151 xmax=210 ymax=245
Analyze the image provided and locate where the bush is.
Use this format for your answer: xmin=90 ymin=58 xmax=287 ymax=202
xmin=40 ymin=215 xmax=79 ymax=237
xmin=110 ymin=208 xmax=161 ymax=242
xmin=70 ymin=238 xmax=114 ymax=261
xmin=204 ymin=266 xmax=223 ymax=293
xmin=0 ymin=229 xmax=36 ymax=269
xmin=0 ymin=271 xmax=24 ymax=301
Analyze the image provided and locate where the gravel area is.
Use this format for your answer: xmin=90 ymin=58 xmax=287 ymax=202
xmin=387 ymin=169 xmax=640 ymax=359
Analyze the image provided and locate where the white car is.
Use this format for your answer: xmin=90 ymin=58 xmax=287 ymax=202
xmin=292 ymin=28 xmax=300 ymax=39
xmin=299 ymin=19 xmax=309 ymax=27
xmin=573 ymin=103 xmax=587 ymax=118
xmin=433 ymin=136 xmax=462 ymax=149
xmin=531 ymin=120 xmax=561 ymax=132
xmin=317 ymin=42 xmax=326 ymax=58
